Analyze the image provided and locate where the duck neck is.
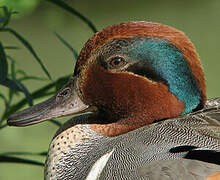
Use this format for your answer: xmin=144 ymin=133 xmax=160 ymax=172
xmin=90 ymin=89 xmax=184 ymax=137
xmin=90 ymin=116 xmax=146 ymax=137
xmin=89 ymin=110 xmax=174 ymax=137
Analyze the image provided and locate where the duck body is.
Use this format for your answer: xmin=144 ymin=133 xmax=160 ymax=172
xmin=7 ymin=22 xmax=220 ymax=179
xmin=45 ymin=98 xmax=220 ymax=180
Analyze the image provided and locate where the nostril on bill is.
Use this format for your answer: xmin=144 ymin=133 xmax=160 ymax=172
xmin=56 ymin=87 xmax=71 ymax=102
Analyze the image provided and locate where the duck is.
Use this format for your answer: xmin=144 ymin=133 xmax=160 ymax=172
xmin=7 ymin=21 xmax=220 ymax=180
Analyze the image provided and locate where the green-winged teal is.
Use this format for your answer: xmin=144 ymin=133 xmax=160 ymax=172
xmin=8 ymin=22 xmax=220 ymax=180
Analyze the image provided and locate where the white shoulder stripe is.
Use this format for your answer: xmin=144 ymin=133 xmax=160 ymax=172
xmin=86 ymin=149 xmax=115 ymax=180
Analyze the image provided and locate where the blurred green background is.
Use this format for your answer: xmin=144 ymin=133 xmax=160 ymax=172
xmin=0 ymin=0 xmax=220 ymax=179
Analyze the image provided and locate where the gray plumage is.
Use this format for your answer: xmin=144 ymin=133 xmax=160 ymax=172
xmin=45 ymin=98 xmax=220 ymax=180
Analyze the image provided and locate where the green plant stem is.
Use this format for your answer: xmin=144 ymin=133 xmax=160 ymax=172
xmin=0 ymin=155 xmax=44 ymax=166
xmin=46 ymin=0 xmax=97 ymax=33
xmin=0 ymin=123 xmax=7 ymax=129
xmin=0 ymin=151 xmax=47 ymax=156
xmin=49 ymin=119 xmax=62 ymax=126
xmin=0 ymin=28 xmax=52 ymax=80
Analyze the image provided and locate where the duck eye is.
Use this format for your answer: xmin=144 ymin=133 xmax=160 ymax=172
xmin=108 ymin=57 xmax=126 ymax=68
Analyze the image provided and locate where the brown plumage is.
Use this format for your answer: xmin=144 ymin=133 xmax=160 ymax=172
xmin=76 ymin=22 xmax=206 ymax=102
xmin=82 ymin=64 xmax=184 ymax=136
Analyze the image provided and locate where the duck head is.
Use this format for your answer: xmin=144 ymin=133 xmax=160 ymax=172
xmin=8 ymin=22 xmax=206 ymax=136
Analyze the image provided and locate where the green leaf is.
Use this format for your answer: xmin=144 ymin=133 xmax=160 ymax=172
xmin=14 ymin=69 xmax=45 ymax=82
xmin=15 ymin=68 xmax=46 ymax=81
xmin=4 ymin=46 xmax=20 ymax=50
xmin=0 ymin=6 xmax=11 ymax=28
xmin=0 ymin=93 xmax=9 ymax=115
xmin=0 ymin=78 xmax=21 ymax=92
xmin=0 ymin=79 xmax=33 ymax=106
xmin=15 ymin=70 xmax=26 ymax=76
xmin=12 ymin=78 xmax=33 ymax=106
xmin=0 ymin=93 xmax=9 ymax=107
xmin=0 ymin=42 xmax=8 ymax=81
xmin=2 ymin=28 xmax=52 ymax=79
xmin=0 ymin=155 xmax=44 ymax=166
xmin=0 ymin=151 xmax=47 ymax=156
xmin=6 ymin=55 xmax=15 ymax=63
xmin=55 ymin=74 xmax=70 ymax=91
xmin=0 ymin=93 xmax=9 ymax=123
xmin=19 ymin=76 xmax=46 ymax=81
xmin=49 ymin=119 xmax=62 ymax=127
xmin=10 ymin=61 xmax=33 ymax=106
xmin=8 ymin=88 xmax=15 ymax=104
xmin=0 ymin=123 xmax=7 ymax=129
xmin=46 ymin=0 xmax=97 ymax=33
xmin=0 ymin=7 xmax=17 ymax=28
xmin=55 ymin=32 xmax=78 ymax=60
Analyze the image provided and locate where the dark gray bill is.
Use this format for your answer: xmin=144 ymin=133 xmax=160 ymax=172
xmin=7 ymin=78 xmax=92 ymax=126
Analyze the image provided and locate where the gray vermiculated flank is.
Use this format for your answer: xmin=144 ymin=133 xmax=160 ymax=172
xmin=45 ymin=98 xmax=220 ymax=180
